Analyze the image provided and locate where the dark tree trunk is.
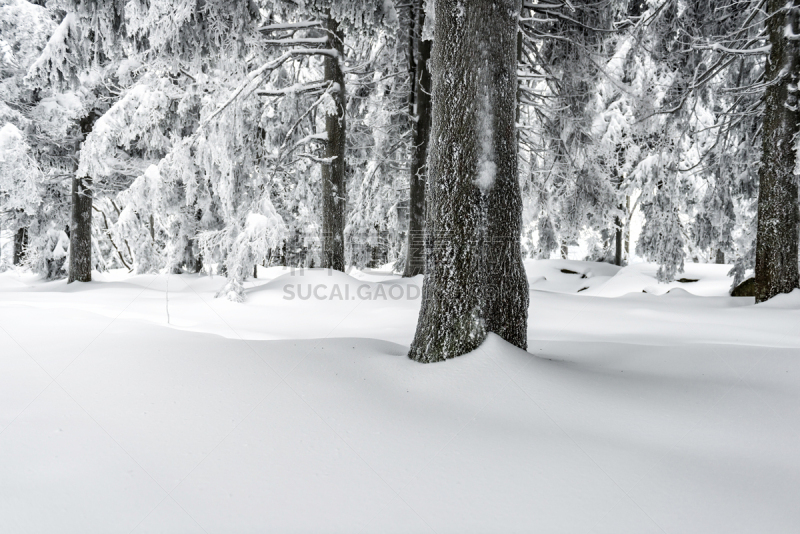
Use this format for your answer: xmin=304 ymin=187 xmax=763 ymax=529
xmin=613 ymin=166 xmax=625 ymax=266
xmin=755 ymin=0 xmax=800 ymax=302
xmin=715 ymin=249 xmax=725 ymax=265
xmin=13 ymin=227 xmax=27 ymax=265
xmin=321 ymin=14 xmax=346 ymax=272
xmin=69 ymin=111 xmax=97 ymax=283
xmin=403 ymin=0 xmax=432 ymax=278
xmin=68 ymin=175 xmax=93 ymax=283
xmin=483 ymin=14 xmax=528 ymax=350
xmin=183 ymin=208 xmax=203 ymax=273
xmin=184 ymin=239 xmax=201 ymax=273
xmin=409 ymin=0 xmax=526 ymax=363
xmin=406 ymin=3 xmax=417 ymax=116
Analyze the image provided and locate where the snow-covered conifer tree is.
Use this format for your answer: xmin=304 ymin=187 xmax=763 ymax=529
xmin=409 ymin=0 xmax=527 ymax=362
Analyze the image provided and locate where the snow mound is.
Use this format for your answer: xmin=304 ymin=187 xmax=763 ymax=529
xmin=249 ymin=268 xmax=420 ymax=299
xmin=524 ymin=260 xmax=734 ymax=297
xmin=524 ymin=259 xmax=621 ymax=294
xmin=584 ymin=262 xmax=735 ymax=297
xmin=249 ymin=268 xmax=368 ymax=296
xmin=661 ymin=287 xmax=696 ymax=298
xmin=0 ymin=272 xmax=30 ymax=289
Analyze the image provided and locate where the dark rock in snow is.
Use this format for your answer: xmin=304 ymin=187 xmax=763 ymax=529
xmin=731 ymin=277 xmax=756 ymax=297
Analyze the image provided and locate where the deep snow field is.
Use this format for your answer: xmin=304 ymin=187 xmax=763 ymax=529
xmin=1 ymin=259 xmax=799 ymax=533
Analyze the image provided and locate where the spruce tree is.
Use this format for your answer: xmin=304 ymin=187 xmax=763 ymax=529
xmin=68 ymin=112 xmax=96 ymax=283
xmin=321 ymin=13 xmax=347 ymax=271
xmin=402 ymin=0 xmax=432 ymax=278
xmin=409 ymin=0 xmax=527 ymax=363
xmin=754 ymin=0 xmax=800 ymax=302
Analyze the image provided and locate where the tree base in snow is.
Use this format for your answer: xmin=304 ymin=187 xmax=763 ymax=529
xmin=408 ymin=0 xmax=527 ymax=363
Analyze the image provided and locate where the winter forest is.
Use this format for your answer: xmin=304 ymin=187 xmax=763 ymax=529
xmin=1 ymin=0 xmax=799 ymax=532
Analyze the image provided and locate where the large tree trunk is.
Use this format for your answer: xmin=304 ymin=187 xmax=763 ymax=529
xmin=403 ymin=0 xmax=432 ymax=278
xmin=409 ymin=0 xmax=526 ymax=363
xmin=321 ymin=14 xmax=347 ymax=272
xmin=483 ymin=6 xmax=528 ymax=349
xmin=755 ymin=0 xmax=800 ymax=302
xmin=68 ymin=175 xmax=92 ymax=283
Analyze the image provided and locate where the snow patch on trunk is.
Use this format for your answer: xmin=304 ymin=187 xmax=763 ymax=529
xmin=475 ymin=94 xmax=496 ymax=193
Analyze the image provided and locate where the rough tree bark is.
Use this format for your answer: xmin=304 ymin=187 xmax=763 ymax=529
xmin=68 ymin=175 xmax=92 ymax=282
xmin=13 ymin=227 xmax=27 ymax=265
xmin=321 ymin=13 xmax=347 ymax=272
xmin=614 ymin=215 xmax=623 ymax=266
xmin=613 ymin=169 xmax=625 ymax=266
xmin=755 ymin=0 xmax=800 ymax=302
xmin=409 ymin=0 xmax=527 ymax=363
xmin=403 ymin=0 xmax=432 ymax=278
xmin=69 ymin=112 xmax=97 ymax=283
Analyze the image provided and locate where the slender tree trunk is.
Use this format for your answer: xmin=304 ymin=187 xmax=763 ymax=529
xmin=321 ymin=13 xmax=346 ymax=272
xmin=625 ymin=195 xmax=630 ymax=256
xmin=13 ymin=227 xmax=27 ymax=265
xmin=406 ymin=2 xmax=417 ymax=116
xmin=68 ymin=175 xmax=93 ymax=283
xmin=403 ymin=0 xmax=432 ymax=277
xmin=409 ymin=0 xmax=526 ymax=363
xmin=184 ymin=207 xmax=203 ymax=273
xmin=69 ymin=111 xmax=97 ymax=283
xmin=755 ymin=0 xmax=800 ymax=302
xmin=516 ymin=30 xmax=523 ymax=130
xmin=184 ymin=239 xmax=199 ymax=272
xmin=613 ymin=165 xmax=625 ymax=266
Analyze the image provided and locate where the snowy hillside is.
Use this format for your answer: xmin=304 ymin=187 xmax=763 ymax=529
xmin=1 ymin=260 xmax=798 ymax=533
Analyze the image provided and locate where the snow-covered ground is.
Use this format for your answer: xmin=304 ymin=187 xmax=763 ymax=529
xmin=1 ymin=260 xmax=798 ymax=533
